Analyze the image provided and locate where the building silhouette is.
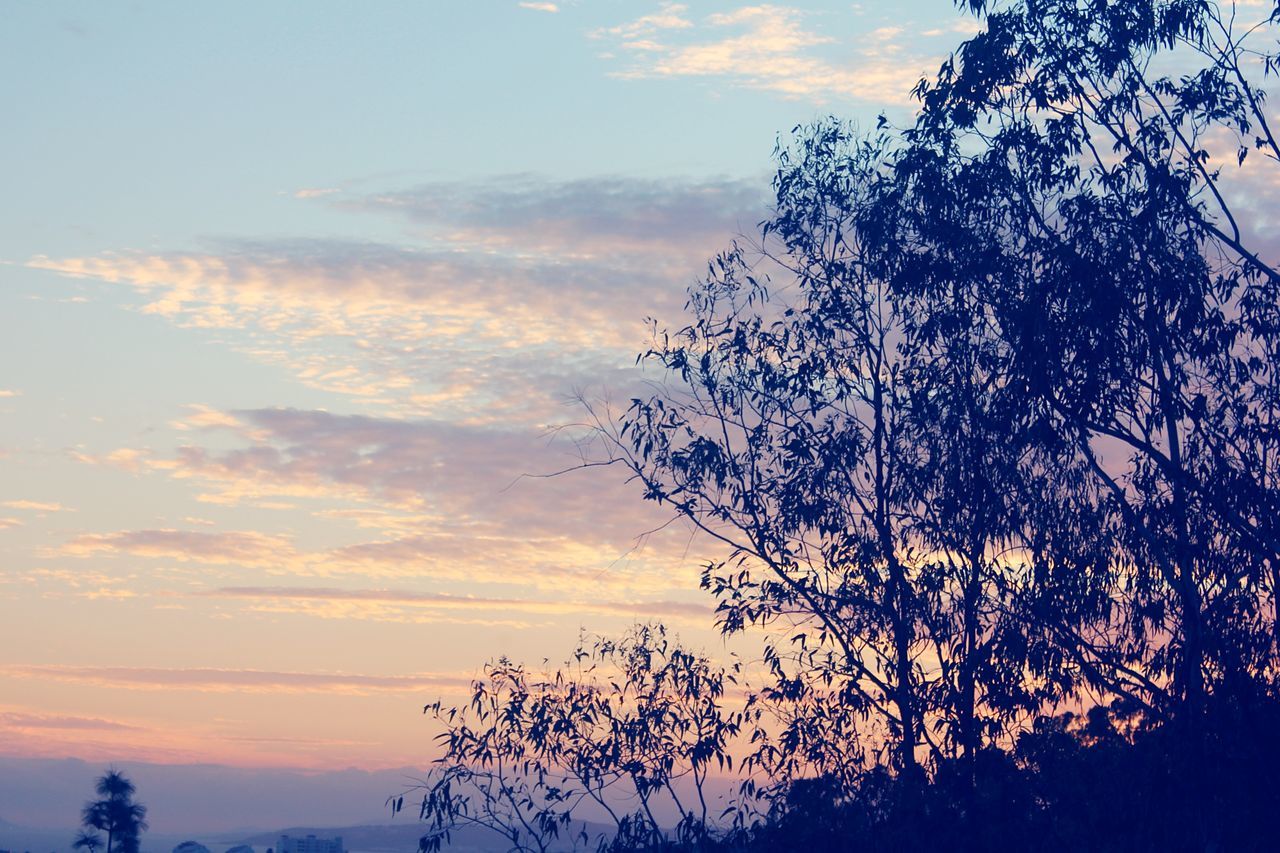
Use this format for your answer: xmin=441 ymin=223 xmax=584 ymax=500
xmin=277 ymin=834 xmax=344 ymax=853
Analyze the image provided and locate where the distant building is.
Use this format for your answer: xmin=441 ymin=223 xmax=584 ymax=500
xmin=278 ymin=834 xmax=344 ymax=853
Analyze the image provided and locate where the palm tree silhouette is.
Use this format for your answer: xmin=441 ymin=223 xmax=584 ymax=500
xmin=80 ymin=769 xmax=148 ymax=853
xmin=72 ymin=829 xmax=104 ymax=853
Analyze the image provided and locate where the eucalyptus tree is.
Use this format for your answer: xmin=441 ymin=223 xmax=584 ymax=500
xmin=865 ymin=133 xmax=1112 ymax=775
xmin=908 ymin=0 xmax=1280 ymax=720
xmin=593 ymin=121 xmax=1073 ymax=781
xmin=405 ymin=2 xmax=1280 ymax=849
xmin=404 ymin=625 xmax=742 ymax=853
xmin=602 ymin=130 xmax=930 ymax=775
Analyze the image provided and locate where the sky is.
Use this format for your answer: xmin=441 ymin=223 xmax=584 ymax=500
xmin=0 ymin=0 xmax=979 ymax=829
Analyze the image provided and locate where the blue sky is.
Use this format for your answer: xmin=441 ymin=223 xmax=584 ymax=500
xmin=0 ymin=0 xmax=973 ymax=796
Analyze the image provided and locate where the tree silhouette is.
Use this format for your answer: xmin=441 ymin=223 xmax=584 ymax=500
xmin=72 ymin=829 xmax=104 ymax=853
xmin=401 ymin=626 xmax=743 ymax=852
xmin=410 ymin=1 xmax=1280 ymax=848
xmin=81 ymin=769 xmax=147 ymax=853
xmin=910 ymin=0 xmax=1280 ymax=721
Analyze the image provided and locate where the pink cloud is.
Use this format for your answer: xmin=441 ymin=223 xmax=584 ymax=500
xmin=0 ymin=710 xmax=142 ymax=732
xmin=0 ymin=663 xmax=471 ymax=695
xmin=204 ymin=585 xmax=712 ymax=623
xmin=60 ymin=529 xmax=296 ymax=567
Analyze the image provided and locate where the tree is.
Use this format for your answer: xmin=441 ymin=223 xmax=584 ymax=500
xmin=403 ymin=626 xmax=743 ymax=852
xmin=72 ymin=829 xmax=104 ymax=853
xmin=81 ymin=769 xmax=148 ymax=853
xmin=571 ymin=5 xmax=1280 ymax=847
xmin=908 ymin=0 xmax=1280 ymax=721
xmin=590 ymin=118 xmax=1102 ymax=790
xmin=409 ymin=1 xmax=1280 ymax=848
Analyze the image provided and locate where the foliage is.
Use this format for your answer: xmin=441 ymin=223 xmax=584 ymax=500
xmin=399 ymin=626 xmax=743 ymax=852
xmin=408 ymin=0 xmax=1280 ymax=849
xmin=718 ymin=694 xmax=1280 ymax=853
xmin=80 ymin=769 xmax=147 ymax=853
xmin=72 ymin=829 xmax=105 ymax=853
xmin=904 ymin=0 xmax=1280 ymax=721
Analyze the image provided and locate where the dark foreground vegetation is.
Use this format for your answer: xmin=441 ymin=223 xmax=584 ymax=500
xmin=401 ymin=1 xmax=1280 ymax=850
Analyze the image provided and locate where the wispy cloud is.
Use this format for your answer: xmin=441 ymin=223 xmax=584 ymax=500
xmin=291 ymin=187 xmax=340 ymax=199
xmin=0 ymin=663 xmax=471 ymax=695
xmin=0 ymin=709 xmax=142 ymax=732
xmin=66 ymin=446 xmax=148 ymax=471
xmin=3 ymin=499 xmax=72 ymax=512
xmin=593 ymin=2 xmax=693 ymax=39
xmin=204 ymin=585 xmax=712 ymax=624
xmin=346 ymin=175 xmax=764 ymax=259
xmin=30 ymin=176 xmax=762 ymax=424
xmin=60 ymin=529 xmax=296 ymax=567
xmin=518 ymin=1 xmax=560 ymax=12
xmin=594 ymin=4 xmax=931 ymax=105
xmin=53 ymin=524 xmax=689 ymax=594
xmin=88 ymin=406 xmax=679 ymax=550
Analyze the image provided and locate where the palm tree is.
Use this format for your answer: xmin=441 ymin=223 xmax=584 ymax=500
xmin=72 ymin=829 xmax=104 ymax=853
xmin=81 ymin=800 xmax=111 ymax=853
xmin=113 ymin=802 xmax=148 ymax=853
xmin=80 ymin=769 xmax=148 ymax=853
xmin=95 ymin=770 xmax=135 ymax=803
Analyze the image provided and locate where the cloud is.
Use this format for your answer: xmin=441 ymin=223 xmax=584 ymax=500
xmin=921 ymin=19 xmax=984 ymax=38
xmin=22 ymin=566 xmax=142 ymax=593
xmin=171 ymin=403 xmax=257 ymax=433
xmin=163 ymin=407 xmax=575 ymax=508
xmin=203 ymin=585 xmax=712 ymax=624
xmin=53 ymin=403 xmax=699 ymax=588
xmin=54 ymin=524 xmax=690 ymax=594
xmin=0 ymin=517 xmax=22 ymax=530
xmin=60 ymin=529 xmax=296 ymax=567
xmin=0 ymin=663 xmax=471 ymax=695
xmin=595 ymin=4 xmax=932 ymax=105
xmin=0 ymin=389 xmax=20 ymax=398
xmin=145 ymin=407 xmax=667 ymax=539
xmin=291 ymin=187 xmax=340 ymax=199
xmin=68 ymin=446 xmax=148 ymax=471
xmin=29 ymin=243 xmax=648 ymax=422
xmin=2 ymin=499 xmax=72 ymax=512
xmin=518 ymin=1 xmax=559 ymax=11
xmin=57 ymin=401 xmax=714 ymax=594
xmin=348 ymin=175 xmax=764 ymax=259
xmin=29 ymin=240 xmax=634 ymax=346
xmin=30 ymin=176 xmax=762 ymax=423
xmin=592 ymin=2 xmax=693 ymax=39
xmin=0 ymin=710 xmax=142 ymax=732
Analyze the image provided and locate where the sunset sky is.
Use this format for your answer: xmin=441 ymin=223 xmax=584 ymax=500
xmin=0 ymin=0 xmax=975 ymax=810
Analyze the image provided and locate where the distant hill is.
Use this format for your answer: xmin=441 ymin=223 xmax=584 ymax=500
xmin=241 ymin=822 xmax=488 ymax=853
xmin=0 ymin=818 xmax=74 ymax=853
xmin=0 ymin=755 xmax=422 ymax=834
xmin=239 ymin=820 xmax=620 ymax=853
